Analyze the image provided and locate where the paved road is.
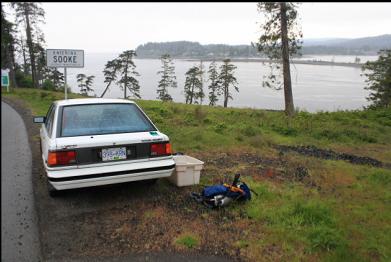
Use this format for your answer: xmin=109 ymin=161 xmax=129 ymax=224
xmin=1 ymin=101 xmax=42 ymax=261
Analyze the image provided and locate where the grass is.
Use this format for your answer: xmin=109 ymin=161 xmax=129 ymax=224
xmin=2 ymin=87 xmax=391 ymax=261
xmin=175 ymin=234 xmax=200 ymax=249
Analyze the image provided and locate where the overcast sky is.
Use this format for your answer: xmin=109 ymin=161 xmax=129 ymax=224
xmin=5 ymin=2 xmax=391 ymax=53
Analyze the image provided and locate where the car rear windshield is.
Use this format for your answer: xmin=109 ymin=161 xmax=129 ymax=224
xmin=60 ymin=103 xmax=156 ymax=137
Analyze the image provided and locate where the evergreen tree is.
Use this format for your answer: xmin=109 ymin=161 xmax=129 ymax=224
xmin=362 ymin=49 xmax=391 ymax=108
xmin=198 ymin=60 xmax=205 ymax=104
xmin=77 ymin=74 xmax=95 ymax=95
xmin=76 ymin=73 xmax=86 ymax=93
xmin=100 ymin=59 xmax=120 ymax=97
xmin=117 ymin=50 xmax=140 ymax=99
xmin=11 ymin=2 xmax=45 ymax=88
xmin=218 ymin=59 xmax=238 ymax=108
xmin=1 ymin=3 xmax=18 ymax=87
xmin=184 ymin=66 xmax=202 ymax=104
xmin=255 ymin=2 xmax=302 ymax=117
xmin=207 ymin=60 xmax=220 ymax=106
xmin=157 ymin=54 xmax=177 ymax=101
xmin=47 ymin=68 xmax=64 ymax=90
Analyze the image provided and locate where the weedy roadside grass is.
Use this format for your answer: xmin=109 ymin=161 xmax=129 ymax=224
xmin=2 ymin=88 xmax=391 ymax=261
xmin=175 ymin=234 xmax=200 ymax=249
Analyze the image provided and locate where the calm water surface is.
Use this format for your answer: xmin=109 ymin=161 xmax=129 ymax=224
xmin=65 ymin=53 xmax=373 ymax=112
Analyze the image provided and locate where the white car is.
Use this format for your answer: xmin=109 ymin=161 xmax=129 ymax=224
xmin=33 ymin=98 xmax=175 ymax=197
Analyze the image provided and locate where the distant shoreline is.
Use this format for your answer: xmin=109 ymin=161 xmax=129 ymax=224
xmin=137 ymin=57 xmax=364 ymax=68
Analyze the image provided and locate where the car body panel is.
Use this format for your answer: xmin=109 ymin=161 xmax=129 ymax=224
xmin=38 ymin=98 xmax=174 ymax=191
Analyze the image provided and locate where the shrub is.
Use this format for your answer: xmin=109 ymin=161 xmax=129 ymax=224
xmin=42 ymin=79 xmax=56 ymax=90
xmin=272 ymin=125 xmax=298 ymax=136
xmin=17 ymin=74 xmax=34 ymax=88
xmin=194 ymin=106 xmax=206 ymax=122
xmin=175 ymin=234 xmax=199 ymax=248
xmin=214 ymin=123 xmax=226 ymax=133
xmin=242 ymin=125 xmax=258 ymax=137
xmin=287 ymin=201 xmax=334 ymax=226
xmin=308 ymin=227 xmax=345 ymax=251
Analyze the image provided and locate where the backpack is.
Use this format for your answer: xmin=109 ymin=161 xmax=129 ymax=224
xmin=191 ymin=174 xmax=252 ymax=208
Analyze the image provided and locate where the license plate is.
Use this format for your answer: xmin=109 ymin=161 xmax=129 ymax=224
xmin=102 ymin=147 xmax=127 ymax=161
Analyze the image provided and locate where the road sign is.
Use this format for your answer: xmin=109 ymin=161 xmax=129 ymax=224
xmin=46 ymin=49 xmax=85 ymax=100
xmin=1 ymin=69 xmax=10 ymax=92
xmin=46 ymin=49 xmax=84 ymax=68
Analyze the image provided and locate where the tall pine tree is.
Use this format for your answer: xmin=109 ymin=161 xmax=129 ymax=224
xmin=207 ymin=60 xmax=220 ymax=106
xmin=117 ymin=50 xmax=140 ymax=99
xmin=157 ymin=54 xmax=177 ymax=101
xmin=362 ymin=49 xmax=391 ymax=108
xmin=255 ymin=2 xmax=302 ymax=117
xmin=100 ymin=59 xmax=120 ymax=97
xmin=11 ymin=2 xmax=45 ymax=88
xmin=184 ymin=66 xmax=202 ymax=104
xmin=1 ymin=3 xmax=18 ymax=87
xmin=218 ymin=59 xmax=238 ymax=108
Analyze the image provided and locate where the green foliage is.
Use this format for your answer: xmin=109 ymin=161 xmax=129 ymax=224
xmin=18 ymin=74 xmax=34 ymax=88
xmin=76 ymin=73 xmax=95 ymax=96
xmin=3 ymin=88 xmax=391 ymax=261
xmin=362 ymin=49 xmax=391 ymax=108
xmin=45 ymin=68 xmax=64 ymax=90
xmin=255 ymin=2 xmax=302 ymax=116
xmin=157 ymin=54 xmax=177 ymax=101
xmin=218 ymin=59 xmax=238 ymax=107
xmin=175 ymin=234 xmax=199 ymax=248
xmin=308 ymin=227 xmax=346 ymax=252
xmin=42 ymin=79 xmax=55 ymax=90
xmin=208 ymin=60 xmax=221 ymax=106
xmin=255 ymin=2 xmax=302 ymax=60
xmin=116 ymin=50 xmax=141 ymax=99
xmin=11 ymin=2 xmax=45 ymax=88
xmin=1 ymin=3 xmax=17 ymax=72
xmin=100 ymin=59 xmax=121 ymax=97
xmin=184 ymin=66 xmax=203 ymax=104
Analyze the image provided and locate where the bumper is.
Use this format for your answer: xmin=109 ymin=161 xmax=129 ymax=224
xmin=47 ymin=158 xmax=175 ymax=190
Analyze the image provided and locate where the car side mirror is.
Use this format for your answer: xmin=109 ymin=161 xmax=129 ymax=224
xmin=33 ymin=116 xmax=46 ymax=123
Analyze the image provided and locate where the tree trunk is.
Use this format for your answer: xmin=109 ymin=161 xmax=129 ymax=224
xmin=21 ymin=38 xmax=28 ymax=74
xmin=223 ymin=69 xmax=228 ymax=108
xmin=24 ymin=4 xmax=37 ymax=88
xmin=199 ymin=60 xmax=203 ymax=105
xmin=100 ymin=82 xmax=111 ymax=97
xmin=7 ymin=43 xmax=18 ymax=88
xmin=280 ymin=2 xmax=295 ymax=117
xmin=124 ymin=64 xmax=128 ymax=99
xmin=190 ymin=82 xmax=194 ymax=104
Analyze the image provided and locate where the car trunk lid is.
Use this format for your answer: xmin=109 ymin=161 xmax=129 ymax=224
xmin=55 ymin=131 xmax=169 ymax=166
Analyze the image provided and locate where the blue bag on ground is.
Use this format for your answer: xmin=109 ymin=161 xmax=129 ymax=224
xmin=202 ymin=185 xmax=228 ymax=198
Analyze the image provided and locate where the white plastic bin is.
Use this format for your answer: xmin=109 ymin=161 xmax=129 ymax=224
xmin=168 ymin=155 xmax=204 ymax=187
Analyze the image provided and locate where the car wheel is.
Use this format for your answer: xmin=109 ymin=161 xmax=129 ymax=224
xmin=143 ymin=178 xmax=158 ymax=185
xmin=47 ymin=180 xmax=59 ymax=197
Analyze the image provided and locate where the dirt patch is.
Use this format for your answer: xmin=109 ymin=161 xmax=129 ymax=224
xmin=192 ymin=150 xmax=316 ymax=189
xmin=277 ymin=145 xmax=389 ymax=169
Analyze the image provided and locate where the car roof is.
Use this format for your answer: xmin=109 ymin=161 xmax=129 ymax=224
xmin=54 ymin=98 xmax=136 ymax=106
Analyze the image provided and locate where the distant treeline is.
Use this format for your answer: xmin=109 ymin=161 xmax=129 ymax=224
xmin=135 ymin=41 xmax=260 ymax=59
xmin=135 ymin=35 xmax=391 ymax=58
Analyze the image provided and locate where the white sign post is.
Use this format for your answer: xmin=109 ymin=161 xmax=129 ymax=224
xmin=46 ymin=49 xmax=84 ymax=99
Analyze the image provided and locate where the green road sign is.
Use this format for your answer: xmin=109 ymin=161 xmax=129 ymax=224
xmin=2 ymin=75 xmax=9 ymax=87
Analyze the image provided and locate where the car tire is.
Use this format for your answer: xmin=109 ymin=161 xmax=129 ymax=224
xmin=143 ymin=178 xmax=158 ymax=185
xmin=47 ymin=180 xmax=59 ymax=197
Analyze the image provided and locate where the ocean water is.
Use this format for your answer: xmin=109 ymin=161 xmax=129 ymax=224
xmin=64 ymin=53 xmax=373 ymax=112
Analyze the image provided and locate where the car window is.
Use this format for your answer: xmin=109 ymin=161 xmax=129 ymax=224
xmin=60 ymin=103 xmax=156 ymax=137
xmin=45 ymin=104 xmax=56 ymax=137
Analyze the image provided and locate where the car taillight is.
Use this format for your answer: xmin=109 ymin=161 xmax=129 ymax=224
xmin=48 ymin=151 xmax=77 ymax=166
xmin=150 ymin=143 xmax=172 ymax=157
